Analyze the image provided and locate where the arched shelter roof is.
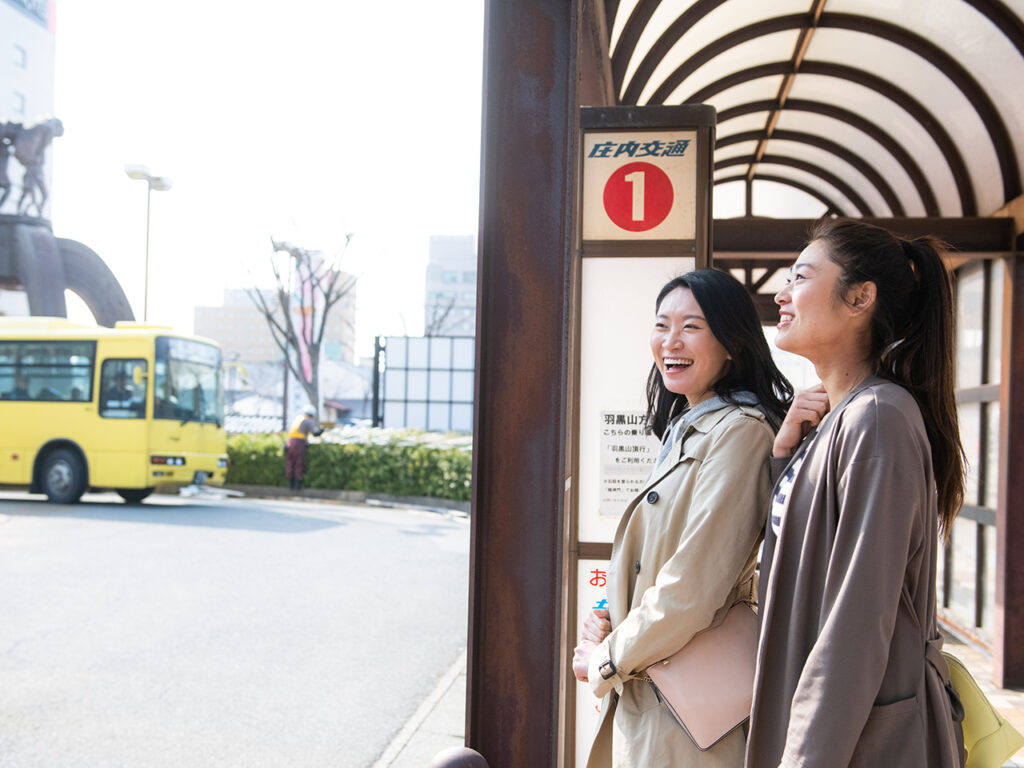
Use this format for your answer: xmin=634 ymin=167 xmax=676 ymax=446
xmin=603 ymin=0 xmax=1024 ymax=220
xmin=467 ymin=5 xmax=1024 ymax=757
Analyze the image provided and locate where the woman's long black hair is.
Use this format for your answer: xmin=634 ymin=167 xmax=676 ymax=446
xmin=644 ymin=269 xmax=793 ymax=440
xmin=810 ymin=217 xmax=965 ymax=538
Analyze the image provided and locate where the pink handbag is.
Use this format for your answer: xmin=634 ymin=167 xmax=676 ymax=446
xmin=645 ymin=602 xmax=758 ymax=750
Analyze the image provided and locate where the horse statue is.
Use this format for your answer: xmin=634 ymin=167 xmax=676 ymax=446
xmin=8 ymin=117 xmax=64 ymax=217
xmin=0 ymin=122 xmax=21 ymax=211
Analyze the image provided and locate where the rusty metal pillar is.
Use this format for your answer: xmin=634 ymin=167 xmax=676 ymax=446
xmin=996 ymin=253 xmax=1024 ymax=687
xmin=468 ymin=1 xmax=581 ymax=765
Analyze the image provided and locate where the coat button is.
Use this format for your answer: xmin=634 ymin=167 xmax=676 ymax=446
xmin=646 ymin=491 xmax=659 ymax=504
xmin=635 ymin=560 xmax=641 ymax=574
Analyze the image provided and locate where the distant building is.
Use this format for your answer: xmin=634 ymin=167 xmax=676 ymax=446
xmin=194 ymin=286 xmax=357 ymax=364
xmin=424 ymin=235 xmax=476 ymax=336
xmin=0 ymin=0 xmax=55 ymax=128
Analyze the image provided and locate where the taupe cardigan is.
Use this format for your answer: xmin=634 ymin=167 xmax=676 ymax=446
xmin=746 ymin=378 xmax=963 ymax=768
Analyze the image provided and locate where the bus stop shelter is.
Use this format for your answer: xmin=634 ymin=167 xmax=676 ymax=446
xmin=470 ymin=1 xmax=1024 ymax=765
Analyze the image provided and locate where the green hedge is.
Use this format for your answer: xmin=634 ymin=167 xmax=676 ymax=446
xmin=225 ymin=432 xmax=473 ymax=501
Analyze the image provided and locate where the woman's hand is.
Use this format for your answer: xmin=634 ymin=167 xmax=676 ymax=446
xmin=774 ymin=383 xmax=829 ymax=457
xmin=573 ymin=609 xmax=612 ymax=682
xmin=573 ymin=642 xmax=594 ymax=682
xmin=581 ymin=609 xmax=611 ymax=645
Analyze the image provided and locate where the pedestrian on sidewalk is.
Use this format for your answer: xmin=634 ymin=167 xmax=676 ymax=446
xmin=285 ymin=404 xmax=323 ymax=491
xmin=746 ymin=218 xmax=966 ymax=768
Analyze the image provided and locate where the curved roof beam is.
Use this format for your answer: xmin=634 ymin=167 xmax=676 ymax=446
xmin=688 ymin=61 xmax=977 ymax=215
xmin=716 ymin=154 xmax=874 ymax=216
xmin=611 ymin=0 xmax=1024 ymax=101
xmin=605 ymin=0 xmax=621 ymax=40
xmin=817 ymin=13 xmax=1020 ymax=203
xmin=963 ymin=0 xmax=1024 ymax=57
xmin=715 ymin=173 xmax=844 ymax=216
xmin=644 ymin=14 xmax=806 ymax=105
xmin=718 ymin=98 xmax=939 ymax=215
xmin=718 ymin=129 xmax=904 ymax=216
xmin=615 ymin=0 xmax=728 ymax=102
xmin=639 ymin=13 xmax=1018 ymax=206
xmin=610 ymin=0 xmax=662 ymax=93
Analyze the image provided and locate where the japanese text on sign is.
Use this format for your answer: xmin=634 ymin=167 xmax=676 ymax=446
xmin=587 ymin=139 xmax=691 ymax=159
xmin=576 ymin=559 xmax=611 ymax=762
xmin=599 ymin=410 xmax=660 ymax=517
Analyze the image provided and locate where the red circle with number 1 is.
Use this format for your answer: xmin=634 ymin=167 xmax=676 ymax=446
xmin=602 ymin=162 xmax=674 ymax=232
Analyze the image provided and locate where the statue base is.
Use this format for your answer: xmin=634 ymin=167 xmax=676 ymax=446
xmin=0 ymin=214 xmax=134 ymax=326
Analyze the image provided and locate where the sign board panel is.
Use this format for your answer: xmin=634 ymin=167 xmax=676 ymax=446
xmin=582 ymin=130 xmax=698 ymax=241
xmin=575 ymin=558 xmax=610 ymax=768
xmin=573 ymin=254 xmax=694 ymax=764
xmin=568 ymin=105 xmax=714 ymax=767
xmin=577 ymin=256 xmax=689 ymax=543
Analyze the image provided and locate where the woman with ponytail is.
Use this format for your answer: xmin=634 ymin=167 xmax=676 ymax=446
xmin=745 ymin=218 xmax=966 ymax=768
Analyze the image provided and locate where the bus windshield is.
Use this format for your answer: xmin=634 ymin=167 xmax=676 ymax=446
xmin=154 ymin=337 xmax=223 ymax=425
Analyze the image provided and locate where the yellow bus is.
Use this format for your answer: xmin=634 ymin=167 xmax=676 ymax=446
xmin=0 ymin=317 xmax=229 ymax=503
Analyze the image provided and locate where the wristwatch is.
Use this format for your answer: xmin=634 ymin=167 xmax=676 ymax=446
xmin=598 ymin=659 xmax=617 ymax=680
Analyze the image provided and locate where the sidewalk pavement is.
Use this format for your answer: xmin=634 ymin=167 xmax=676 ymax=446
xmin=374 ymin=634 xmax=1024 ymax=768
xmin=372 ymin=650 xmax=466 ymax=768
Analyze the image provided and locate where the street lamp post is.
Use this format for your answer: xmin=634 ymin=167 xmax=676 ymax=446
xmin=124 ymin=165 xmax=172 ymax=322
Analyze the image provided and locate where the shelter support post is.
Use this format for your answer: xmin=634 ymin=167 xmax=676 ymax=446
xmin=468 ymin=1 xmax=581 ymax=764
xmin=996 ymin=253 xmax=1024 ymax=687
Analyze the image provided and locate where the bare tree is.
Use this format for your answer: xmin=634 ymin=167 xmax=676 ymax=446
xmin=424 ymin=293 xmax=459 ymax=337
xmin=246 ymin=236 xmax=356 ymax=409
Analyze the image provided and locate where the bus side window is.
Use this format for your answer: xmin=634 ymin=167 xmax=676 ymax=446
xmin=99 ymin=359 xmax=147 ymax=419
xmin=2 ymin=373 xmax=31 ymax=400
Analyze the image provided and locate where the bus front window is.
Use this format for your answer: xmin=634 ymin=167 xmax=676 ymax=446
xmin=154 ymin=337 xmax=223 ymax=425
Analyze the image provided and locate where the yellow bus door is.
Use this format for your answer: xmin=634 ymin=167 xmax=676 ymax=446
xmin=89 ymin=358 xmax=149 ymax=489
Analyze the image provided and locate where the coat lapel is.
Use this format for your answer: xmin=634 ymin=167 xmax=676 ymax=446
xmin=638 ymin=405 xmax=737 ymax=495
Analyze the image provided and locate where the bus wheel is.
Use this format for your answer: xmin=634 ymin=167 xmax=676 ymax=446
xmin=41 ymin=449 xmax=85 ymax=504
xmin=117 ymin=488 xmax=154 ymax=504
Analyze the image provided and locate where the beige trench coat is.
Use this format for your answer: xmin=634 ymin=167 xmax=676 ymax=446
xmin=584 ymin=404 xmax=774 ymax=768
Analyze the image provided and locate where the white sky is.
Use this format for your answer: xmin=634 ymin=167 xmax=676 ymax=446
xmin=49 ymin=1 xmax=485 ymax=360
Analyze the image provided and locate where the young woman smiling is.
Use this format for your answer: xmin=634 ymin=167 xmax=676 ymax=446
xmin=574 ymin=269 xmax=791 ymax=767
xmin=746 ymin=218 xmax=966 ymax=768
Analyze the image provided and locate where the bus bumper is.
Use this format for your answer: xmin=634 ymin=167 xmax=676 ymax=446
xmin=148 ymin=455 xmax=228 ymax=488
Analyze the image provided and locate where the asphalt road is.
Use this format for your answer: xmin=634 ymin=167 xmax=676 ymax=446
xmin=0 ymin=491 xmax=470 ymax=768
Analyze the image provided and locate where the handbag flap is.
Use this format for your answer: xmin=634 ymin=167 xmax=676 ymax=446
xmin=646 ymin=602 xmax=758 ymax=751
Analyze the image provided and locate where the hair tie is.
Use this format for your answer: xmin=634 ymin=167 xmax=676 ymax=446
xmin=900 ymin=239 xmax=921 ymax=284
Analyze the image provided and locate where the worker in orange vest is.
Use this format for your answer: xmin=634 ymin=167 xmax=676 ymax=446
xmin=285 ymin=404 xmax=323 ymax=491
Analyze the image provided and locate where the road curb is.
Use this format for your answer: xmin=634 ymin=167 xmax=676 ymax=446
xmin=371 ymin=649 xmax=466 ymax=768
xmin=220 ymin=484 xmax=471 ymax=517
